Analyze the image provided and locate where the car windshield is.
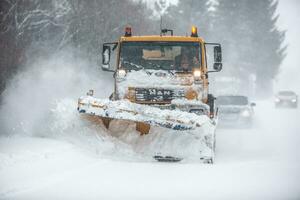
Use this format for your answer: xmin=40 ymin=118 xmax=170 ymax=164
xmin=278 ymin=91 xmax=295 ymax=96
xmin=217 ymin=96 xmax=248 ymax=105
xmin=119 ymin=41 xmax=201 ymax=71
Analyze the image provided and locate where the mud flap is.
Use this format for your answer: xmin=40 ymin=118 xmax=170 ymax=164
xmin=101 ymin=117 xmax=111 ymax=129
xmin=136 ymin=122 xmax=150 ymax=135
xmin=82 ymin=115 xmax=112 ymax=130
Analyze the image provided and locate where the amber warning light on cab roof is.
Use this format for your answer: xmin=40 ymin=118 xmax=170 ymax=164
xmin=124 ymin=26 xmax=199 ymax=37
xmin=124 ymin=26 xmax=132 ymax=37
xmin=191 ymin=26 xmax=198 ymax=37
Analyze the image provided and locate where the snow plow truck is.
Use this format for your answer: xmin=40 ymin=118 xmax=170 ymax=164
xmin=77 ymin=26 xmax=223 ymax=163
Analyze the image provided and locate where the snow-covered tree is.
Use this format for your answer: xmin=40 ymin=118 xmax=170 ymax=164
xmin=212 ymin=0 xmax=286 ymax=97
xmin=164 ymin=0 xmax=211 ymax=38
xmin=0 ymin=0 xmax=155 ymax=94
xmin=248 ymin=0 xmax=286 ymax=96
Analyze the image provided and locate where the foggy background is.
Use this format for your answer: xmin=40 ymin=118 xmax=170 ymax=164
xmin=276 ymin=0 xmax=300 ymax=92
xmin=0 ymin=0 xmax=293 ymax=100
xmin=0 ymin=1 xmax=300 ymax=199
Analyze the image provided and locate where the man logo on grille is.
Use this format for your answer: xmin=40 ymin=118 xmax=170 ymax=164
xmin=149 ymin=89 xmax=156 ymax=95
xmin=164 ymin=90 xmax=171 ymax=96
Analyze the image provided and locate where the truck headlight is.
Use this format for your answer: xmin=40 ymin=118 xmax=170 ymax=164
xmin=117 ymin=69 xmax=127 ymax=78
xmin=193 ymin=70 xmax=201 ymax=78
xmin=193 ymin=70 xmax=202 ymax=84
xmin=275 ymin=98 xmax=280 ymax=103
xmin=291 ymin=99 xmax=297 ymax=103
xmin=241 ymin=109 xmax=251 ymax=117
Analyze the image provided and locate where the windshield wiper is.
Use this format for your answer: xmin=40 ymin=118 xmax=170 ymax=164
xmin=147 ymin=62 xmax=161 ymax=69
xmin=146 ymin=62 xmax=174 ymax=71
xmin=123 ymin=61 xmax=143 ymax=70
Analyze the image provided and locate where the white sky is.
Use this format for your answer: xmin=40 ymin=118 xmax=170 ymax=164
xmin=276 ymin=0 xmax=300 ymax=92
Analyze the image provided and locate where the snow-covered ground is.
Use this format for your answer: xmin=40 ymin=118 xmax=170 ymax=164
xmin=1 ymin=99 xmax=300 ymax=200
xmin=1 ymin=1 xmax=299 ymax=198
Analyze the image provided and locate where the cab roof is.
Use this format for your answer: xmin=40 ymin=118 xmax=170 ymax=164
xmin=120 ymin=35 xmax=205 ymax=43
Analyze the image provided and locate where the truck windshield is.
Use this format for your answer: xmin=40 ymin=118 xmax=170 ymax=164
xmin=217 ymin=96 xmax=249 ymax=106
xmin=119 ymin=42 xmax=201 ymax=71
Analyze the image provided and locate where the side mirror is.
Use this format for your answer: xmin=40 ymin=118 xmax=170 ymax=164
xmin=250 ymin=102 xmax=256 ymax=107
xmin=102 ymin=45 xmax=111 ymax=71
xmin=213 ymin=63 xmax=222 ymax=71
xmin=214 ymin=46 xmax=222 ymax=63
xmin=205 ymin=43 xmax=223 ymax=73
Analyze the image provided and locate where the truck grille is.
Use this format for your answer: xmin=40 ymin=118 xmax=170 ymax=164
xmin=135 ymin=88 xmax=184 ymax=103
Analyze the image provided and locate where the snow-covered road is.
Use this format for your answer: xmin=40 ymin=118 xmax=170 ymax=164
xmin=1 ymin=100 xmax=300 ymax=200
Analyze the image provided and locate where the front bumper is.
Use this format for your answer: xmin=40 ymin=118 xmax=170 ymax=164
xmin=275 ymin=100 xmax=297 ymax=108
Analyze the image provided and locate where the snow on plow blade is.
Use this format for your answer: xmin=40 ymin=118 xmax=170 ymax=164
xmin=77 ymin=96 xmax=211 ymax=131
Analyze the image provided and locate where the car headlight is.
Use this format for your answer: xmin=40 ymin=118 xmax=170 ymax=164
xmin=275 ymin=98 xmax=280 ymax=102
xmin=241 ymin=109 xmax=251 ymax=117
xmin=291 ymin=99 xmax=297 ymax=103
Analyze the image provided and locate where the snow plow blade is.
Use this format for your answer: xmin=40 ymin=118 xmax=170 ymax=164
xmin=77 ymin=96 xmax=211 ymax=131
xmin=78 ymin=95 xmax=216 ymax=162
